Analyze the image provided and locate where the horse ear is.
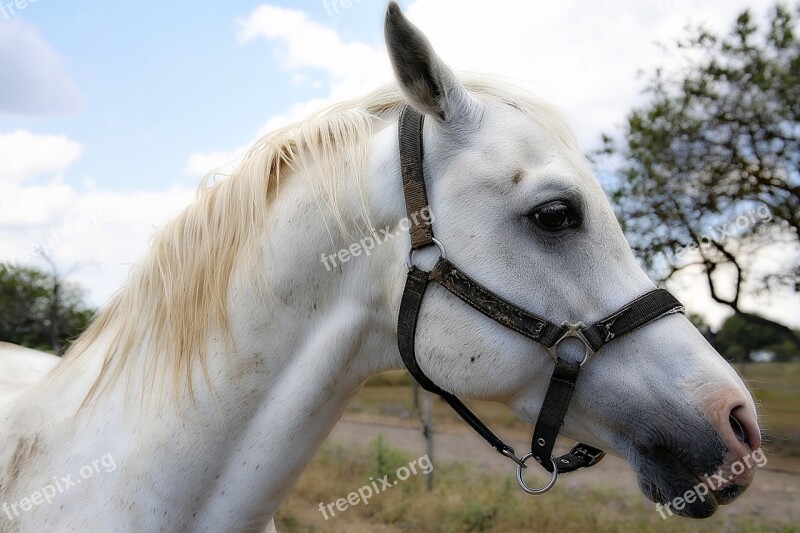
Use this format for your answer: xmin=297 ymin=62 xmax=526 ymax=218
xmin=384 ymin=2 xmax=476 ymax=125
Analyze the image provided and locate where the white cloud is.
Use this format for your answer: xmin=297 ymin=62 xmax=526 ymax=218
xmin=0 ymin=130 xmax=194 ymax=307
xmin=0 ymin=180 xmax=195 ymax=307
xmin=235 ymin=4 xmax=387 ymax=98
xmin=0 ymin=130 xmax=82 ymax=184
xmin=185 ymin=147 xmax=244 ymax=178
xmin=0 ymin=20 xmax=81 ymax=115
xmin=402 ymin=0 xmax=766 ymax=147
xmin=193 ymin=0 xmax=768 ymax=165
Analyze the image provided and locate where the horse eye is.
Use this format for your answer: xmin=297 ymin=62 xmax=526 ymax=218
xmin=530 ymin=201 xmax=580 ymax=232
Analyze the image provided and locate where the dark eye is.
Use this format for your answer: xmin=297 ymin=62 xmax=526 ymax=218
xmin=530 ymin=201 xmax=580 ymax=232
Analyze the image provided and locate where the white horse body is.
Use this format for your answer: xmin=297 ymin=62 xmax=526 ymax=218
xmin=0 ymin=104 xmax=408 ymax=531
xmin=1 ymin=4 xmax=760 ymax=531
xmin=0 ymin=344 xmax=59 ymax=406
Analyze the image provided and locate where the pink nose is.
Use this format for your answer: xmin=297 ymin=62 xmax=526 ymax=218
xmin=709 ymin=400 xmax=762 ymax=493
xmin=702 ymin=388 xmax=761 ymax=456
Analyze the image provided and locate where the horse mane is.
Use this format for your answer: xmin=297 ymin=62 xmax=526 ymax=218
xmin=58 ymin=75 xmax=582 ymax=405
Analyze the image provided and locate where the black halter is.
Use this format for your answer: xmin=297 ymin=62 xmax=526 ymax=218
xmin=395 ymin=105 xmax=686 ymax=494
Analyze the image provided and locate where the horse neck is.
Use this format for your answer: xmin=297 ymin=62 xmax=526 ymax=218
xmin=174 ymin=125 xmax=408 ymax=526
xmin=16 ymin=122 xmax=409 ymax=530
xmin=191 ymin=129 xmax=405 ymax=523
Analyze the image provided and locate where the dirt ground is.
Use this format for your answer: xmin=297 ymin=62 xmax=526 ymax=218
xmin=327 ymin=412 xmax=800 ymax=526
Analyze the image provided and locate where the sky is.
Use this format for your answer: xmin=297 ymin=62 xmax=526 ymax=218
xmin=0 ymin=0 xmax=796 ymax=329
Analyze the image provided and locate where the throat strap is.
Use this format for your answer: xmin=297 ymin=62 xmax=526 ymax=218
xmin=398 ymin=265 xmax=522 ymax=462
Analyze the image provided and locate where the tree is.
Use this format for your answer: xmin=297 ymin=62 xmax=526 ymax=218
xmin=0 ymin=265 xmax=95 ymax=354
xmin=597 ymin=3 xmax=800 ymax=349
xmin=715 ymin=313 xmax=798 ymax=362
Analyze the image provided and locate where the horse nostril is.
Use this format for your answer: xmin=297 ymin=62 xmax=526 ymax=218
xmin=729 ymin=414 xmax=747 ymax=446
xmin=729 ymin=405 xmax=760 ymax=450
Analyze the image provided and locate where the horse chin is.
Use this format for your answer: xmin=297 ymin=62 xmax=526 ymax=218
xmin=637 ymin=472 xmax=719 ymax=518
xmin=632 ymin=448 xmax=749 ymax=519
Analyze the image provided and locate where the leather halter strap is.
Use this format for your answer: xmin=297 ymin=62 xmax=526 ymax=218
xmin=395 ymin=105 xmax=685 ymax=484
xmin=399 ymin=106 xmax=435 ymax=250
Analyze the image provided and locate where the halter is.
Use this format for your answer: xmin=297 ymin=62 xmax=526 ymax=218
xmin=395 ymin=105 xmax=685 ymax=494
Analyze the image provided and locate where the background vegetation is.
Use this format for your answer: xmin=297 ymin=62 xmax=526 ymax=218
xmin=596 ymin=3 xmax=800 ymax=351
xmin=0 ymin=265 xmax=94 ymax=354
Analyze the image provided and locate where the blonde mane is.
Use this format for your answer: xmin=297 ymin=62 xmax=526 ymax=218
xmin=59 ymin=75 xmax=582 ymax=404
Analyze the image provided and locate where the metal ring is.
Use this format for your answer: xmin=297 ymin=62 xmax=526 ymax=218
xmin=516 ymin=453 xmax=558 ymax=495
xmin=544 ymin=321 xmax=595 ymax=367
xmin=406 ymin=238 xmax=447 ymax=269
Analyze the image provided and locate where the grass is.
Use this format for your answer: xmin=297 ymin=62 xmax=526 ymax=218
xmin=355 ymin=373 xmax=528 ymax=433
xmin=275 ymin=363 xmax=800 ymax=531
xmin=276 ymin=438 xmax=797 ymax=533
xmin=734 ymin=363 xmax=800 ymax=457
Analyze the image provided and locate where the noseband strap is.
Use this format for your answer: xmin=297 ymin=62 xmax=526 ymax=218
xmin=394 ymin=105 xmax=685 ymax=491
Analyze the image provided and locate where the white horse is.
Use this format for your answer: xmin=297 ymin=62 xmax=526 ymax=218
xmin=1 ymin=3 xmax=761 ymax=531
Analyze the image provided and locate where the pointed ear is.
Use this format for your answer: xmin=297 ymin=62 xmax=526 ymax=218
xmin=384 ymin=2 xmax=477 ymax=124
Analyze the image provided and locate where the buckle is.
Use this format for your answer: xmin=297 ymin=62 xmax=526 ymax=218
xmin=570 ymin=443 xmax=605 ymax=467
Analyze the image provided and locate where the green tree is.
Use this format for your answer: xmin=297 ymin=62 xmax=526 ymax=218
xmin=597 ymin=4 xmax=800 ymax=349
xmin=0 ymin=265 xmax=94 ymax=354
xmin=716 ymin=313 xmax=798 ymax=361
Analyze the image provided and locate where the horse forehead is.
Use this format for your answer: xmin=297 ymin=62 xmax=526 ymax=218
xmin=471 ymin=109 xmax=580 ymax=170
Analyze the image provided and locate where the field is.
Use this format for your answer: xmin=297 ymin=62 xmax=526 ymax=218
xmin=275 ymin=363 xmax=800 ymax=532
xmin=736 ymin=363 xmax=800 ymax=458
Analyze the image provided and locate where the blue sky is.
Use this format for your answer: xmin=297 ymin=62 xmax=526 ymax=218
xmin=0 ymin=0 xmax=388 ymax=192
xmin=1 ymin=0 xmax=795 ymax=327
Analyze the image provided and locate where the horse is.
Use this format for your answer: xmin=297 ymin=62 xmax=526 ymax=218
xmin=0 ymin=3 xmax=761 ymax=531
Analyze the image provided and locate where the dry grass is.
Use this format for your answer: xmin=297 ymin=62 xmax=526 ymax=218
xmin=276 ymin=439 xmax=796 ymax=533
xmin=275 ymin=363 xmax=799 ymax=532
